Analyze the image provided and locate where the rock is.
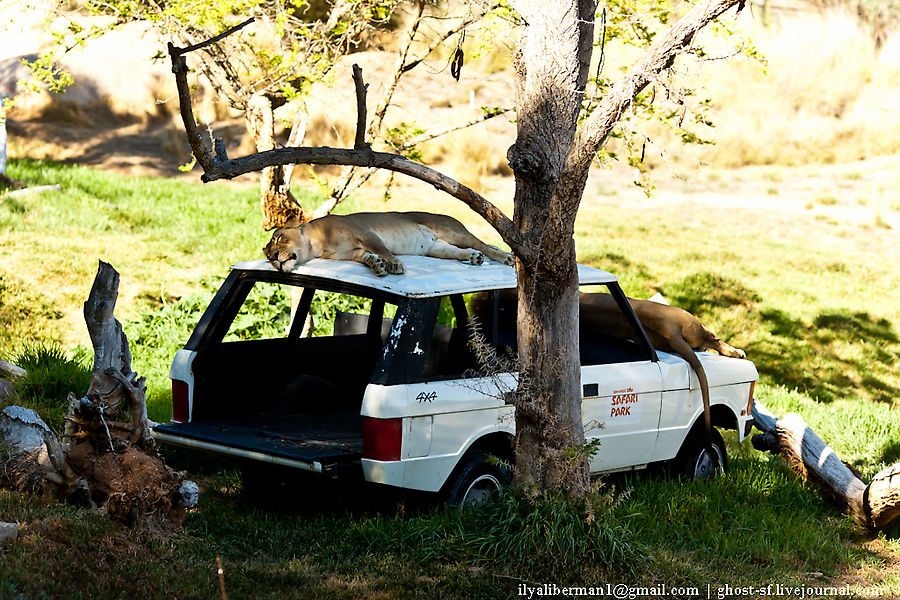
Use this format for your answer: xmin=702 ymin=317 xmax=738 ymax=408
xmin=0 ymin=521 xmax=18 ymax=542
xmin=176 ymin=480 xmax=200 ymax=509
xmin=0 ymin=406 xmax=52 ymax=452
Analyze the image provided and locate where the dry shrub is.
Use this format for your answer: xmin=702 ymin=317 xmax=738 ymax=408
xmin=637 ymin=8 xmax=900 ymax=170
xmin=420 ymin=127 xmax=511 ymax=191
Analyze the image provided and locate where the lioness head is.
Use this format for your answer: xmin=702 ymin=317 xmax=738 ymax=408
xmin=263 ymin=216 xmax=314 ymax=271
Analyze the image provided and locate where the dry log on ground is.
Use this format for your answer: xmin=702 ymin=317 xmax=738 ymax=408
xmin=0 ymin=359 xmax=26 ymax=380
xmin=0 ymin=261 xmax=197 ymax=527
xmin=752 ymin=402 xmax=900 ymax=530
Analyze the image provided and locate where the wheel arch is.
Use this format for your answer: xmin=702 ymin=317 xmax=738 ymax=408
xmin=439 ymin=431 xmax=514 ymax=495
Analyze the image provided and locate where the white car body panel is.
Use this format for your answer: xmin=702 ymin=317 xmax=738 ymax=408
xmin=360 ymin=354 xmax=757 ymax=492
xmin=582 ymin=360 xmax=664 ymax=471
xmin=168 ymin=349 xmax=197 ymax=420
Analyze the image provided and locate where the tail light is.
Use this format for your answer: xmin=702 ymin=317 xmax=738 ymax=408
xmin=744 ymin=380 xmax=756 ymax=417
xmin=172 ymin=379 xmax=190 ymax=423
xmin=362 ymin=417 xmax=402 ymax=461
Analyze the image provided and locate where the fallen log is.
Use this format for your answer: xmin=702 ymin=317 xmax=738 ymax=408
xmin=752 ymin=402 xmax=900 ymax=531
xmin=0 ymin=359 xmax=26 ymax=380
xmin=0 ymin=261 xmax=197 ymax=527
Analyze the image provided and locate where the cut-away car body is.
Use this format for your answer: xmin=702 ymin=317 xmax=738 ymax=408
xmin=152 ymin=256 xmax=758 ymax=505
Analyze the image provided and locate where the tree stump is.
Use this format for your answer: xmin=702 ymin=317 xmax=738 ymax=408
xmin=1 ymin=261 xmax=197 ymax=527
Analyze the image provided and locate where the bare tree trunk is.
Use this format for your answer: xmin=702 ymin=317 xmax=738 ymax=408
xmin=513 ymin=259 xmax=587 ymax=492
xmin=505 ymin=0 xmax=597 ymax=496
xmin=246 ymin=94 xmax=310 ymax=229
xmin=752 ymin=402 xmax=900 ymax=530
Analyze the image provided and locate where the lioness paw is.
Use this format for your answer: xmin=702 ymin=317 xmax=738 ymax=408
xmin=370 ymin=257 xmax=388 ymax=277
xmin=361 ymin=252 xmax=388 ymax=277
xmin=386 ymin=258 xmax=406 ymax=274
xmin=502 ymin=253 xmax=515 ymax=266
xmin=728 ymin=347 xmax=747 ymax=359
xmin=467 ymin=251 xmax=485 ymax=266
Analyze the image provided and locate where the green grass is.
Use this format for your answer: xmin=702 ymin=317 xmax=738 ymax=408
xmin=2 ymin=344 xmax=92 ymax=433
xmin=1 ymin=158 xmax=899 ymax=598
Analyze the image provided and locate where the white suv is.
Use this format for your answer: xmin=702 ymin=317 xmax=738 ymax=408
xmin=152 ymin=256 xmax=758 ymax=505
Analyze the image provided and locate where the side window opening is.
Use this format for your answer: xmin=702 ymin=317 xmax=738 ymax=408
xmin=223 ymin=284 xmax=397 ymax=341
xmin=198 ymin=282 xmax=398 ymax=420
xmin=223 ymin=281 xmax=293 ymax=342
xmin=460 ymin=287 xmax=652 ymax=367
xmin=579 ymin=285 xmax=653 ymax=365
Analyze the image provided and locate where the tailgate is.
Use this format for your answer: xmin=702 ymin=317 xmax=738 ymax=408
xmin=152 ymin=410 xmax=363 ymax=470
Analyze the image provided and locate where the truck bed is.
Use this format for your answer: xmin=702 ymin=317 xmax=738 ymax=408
xmin=153 ymin=409 xmax=363 ymax=464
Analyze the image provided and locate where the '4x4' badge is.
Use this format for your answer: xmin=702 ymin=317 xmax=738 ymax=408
xmin=416 ymin=391 xmax=437 ymax=403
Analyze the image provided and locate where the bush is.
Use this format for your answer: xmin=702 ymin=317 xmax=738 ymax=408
xmin=465 ymin=489 xmax=645 ymax=580
xmin=6 ymin=344 xmax=92 ymax=433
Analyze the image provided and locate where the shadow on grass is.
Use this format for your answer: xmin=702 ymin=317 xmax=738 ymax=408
xmin=878 ymin=439 xmax=900 ymax=466
xmin=660 ymin=271 xmax=761 ymax=314
xmin=658 ymin=272 xmax=899 ymax=404
xmin=750 ymin=308 xmax=899 ymax=403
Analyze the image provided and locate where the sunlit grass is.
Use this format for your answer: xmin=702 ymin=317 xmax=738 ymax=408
xmin=1 ymin=159 xmax=898 ymax=598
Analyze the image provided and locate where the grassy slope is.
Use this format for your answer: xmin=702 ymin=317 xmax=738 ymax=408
xmin=1 ymin=159 xmax=899 ymax=598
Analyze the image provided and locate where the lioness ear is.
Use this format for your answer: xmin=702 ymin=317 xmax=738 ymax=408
xmin=283 ymin=215 xmax=302 ymax=228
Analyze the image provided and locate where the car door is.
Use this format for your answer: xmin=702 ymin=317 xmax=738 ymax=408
xmin=582 ymin=360 xmax=664 ymax=472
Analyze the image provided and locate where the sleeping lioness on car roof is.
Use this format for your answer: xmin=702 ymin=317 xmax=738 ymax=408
xmin=264 ymin=212 xmax=514 ymax=276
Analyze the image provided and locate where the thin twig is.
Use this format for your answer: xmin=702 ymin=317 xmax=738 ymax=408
xmin=352 ymin=64 xmax=370 ymax=151
xmin=398 ymin=107 xmax=513 ymax=150
xmin=173 ymin=17 xmax=255 ymax=57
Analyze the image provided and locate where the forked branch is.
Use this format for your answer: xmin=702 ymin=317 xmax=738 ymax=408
xmin=566 ymin=0 xmax=744 ymax=184
xmin=167 ymin=34 xmax=523 ymax=256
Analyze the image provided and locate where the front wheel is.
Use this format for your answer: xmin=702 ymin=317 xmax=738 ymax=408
xmin=677 ymin=428 xmax=728 ymax=481
xmin=444 ymin=450 xmax=510 ymax=508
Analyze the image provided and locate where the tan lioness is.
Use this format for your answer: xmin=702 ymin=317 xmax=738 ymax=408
xmin=579 ymin=293 xmax=745 ymax=448
xmin=471 ymin=290 xmax=746 ymax=449
xmin=263 ymin=212 xmax=514 ymax=276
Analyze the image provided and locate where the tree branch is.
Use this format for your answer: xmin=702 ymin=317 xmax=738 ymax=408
xmin=566 ymin=0 xmax=742 ymax=180
xmin=397 ymin=107 xmax=513 ymax=151
xmin=352 ymin=64 xmax=371 ymax=151
xmin=168 ymin=40 xmax=521 ymax=253
xmin=367 ymin=0 xmax=426 ymax=140
xmin=178 ymin=17 xmax=254 ymax=55
xmin=213 ymin=146 xmax=523 ymax=252
xmin=168 ymin=42 xmax=219 ymax=174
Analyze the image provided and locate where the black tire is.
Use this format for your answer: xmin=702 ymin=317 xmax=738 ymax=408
xmin=677 ymin=427 xmax=728 ymax=481
xmin=444 ymin=450 xmax=510 ymax=508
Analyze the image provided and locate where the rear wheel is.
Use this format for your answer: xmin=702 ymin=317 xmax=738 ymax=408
xmin=677 ymin=428 xmax=728 ymax=481
xmin=444 ymin=450 xmax=510 ymax=508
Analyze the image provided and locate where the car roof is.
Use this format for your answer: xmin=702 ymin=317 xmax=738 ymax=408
xmin=231 ymin=256 xmax=617 ymax=299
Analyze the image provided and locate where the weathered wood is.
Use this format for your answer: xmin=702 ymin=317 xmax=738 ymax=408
xmin=752 ymin=401 xmax=900 ymax=530
xmin=0 ymin=359 xmax=26 ymax=379
xmin=83 ymin=261 xmax=132 ymax=413
xmin=1 ymin=262 xmax=195 ymax=527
